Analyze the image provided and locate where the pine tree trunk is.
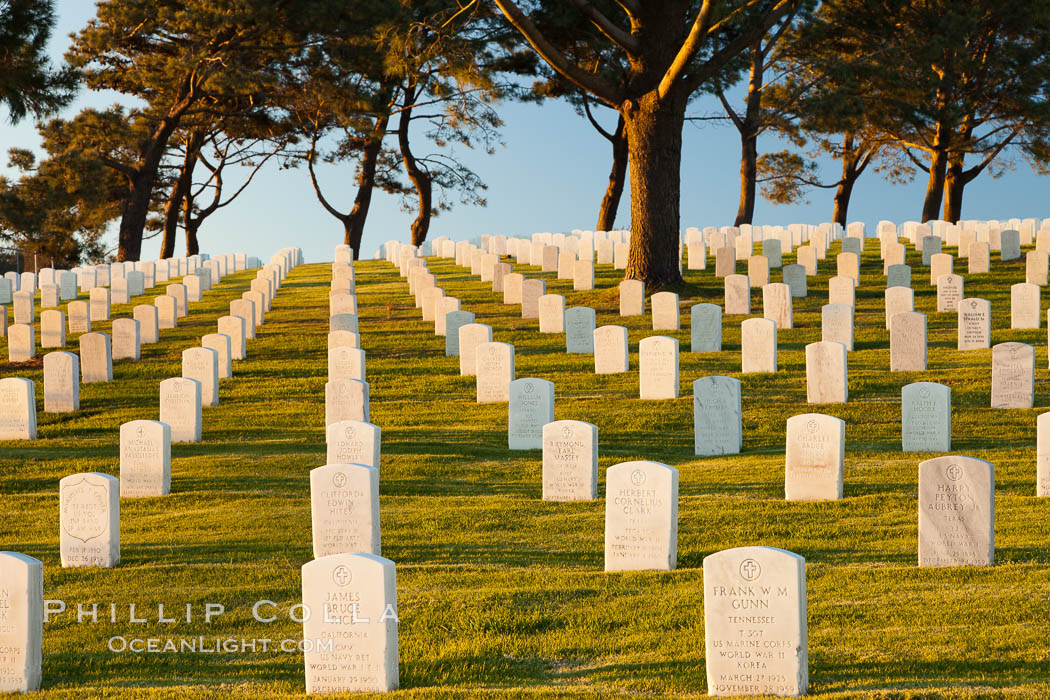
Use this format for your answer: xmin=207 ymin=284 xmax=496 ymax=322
xmin=117 ymin=174 xmax=153 ymax=262
xmin=185 ymin=224 xmax=200 ymax=256
xmin=160 ymin=179 xmax=182 ymax=259
xmin=832 ymin=134 xmax=858 ymax=227
xmin=734 ymin=133 xmax=758 ymax=226
xmin=116 ymin=120 xmax=182 ymax=261
xmin=734 ymin=42 xmax=763 ymax=227
xmin=597 ymin=114 xmax=627 ymax=232
xmin=161 ymin=138 xmax=201 ymax=259
xmin=398 ymin=85 xmax=431 ymax=248
xmin=622 ymin=91 xmax=686 ymax=288
xmin=943 ymin=155 xmax=965 ymax=223
xmin=832 ymin=178 xmax=854 ymax=227
xmin=921 ymin=147 xmax=948 ymax=223
xmin=345 ymin=113 xmax=390 ymax=258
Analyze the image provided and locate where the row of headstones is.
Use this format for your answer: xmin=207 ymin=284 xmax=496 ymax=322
xmin=0 ymin=253 xmax=257 ymax=301
xmin=3 ymin=247 xmax=302 ymax=439
xmin=0 ymin=253 xmax=260 ymax=328
xmin=305 ymin=251 xmax=395 ymax=693
xmin=0 ymin=250 xmax=304 ymax=438
xmin=4 ymin=254 xmax=278 ymax=362
xmin=381 ymin=245 xmax=1050 ymax=501
xmin=393 ymin=243 xmax=1034 ymax=406
xmin=0 ymin=547 xmax=402 ymax=694
xmin=326 ymin=254 xmax=371 ymax=426
xmin=0 ymin=249 xmax=304 ymax=693
xmin=2 ymin=249 xmax=409 ymax=696
xmin=6 ymin=453 xmax=986 ymax=693
xmin=0 ymin=247 xmax=300 ymax=579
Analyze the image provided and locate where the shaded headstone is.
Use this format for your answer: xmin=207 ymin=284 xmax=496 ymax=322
xmin=565 ymin=307 xmax=596 ymax=354
xmin=762 ymin=238 xmax=782 ymax=267
xmin=918 ymin=456 xmax=994 ymax=566
xmin=921 ymin=235 xmax=941 ymax=265
xmin=690 ymin=303 xmax=722 ymax=353
xmin=693 ymin=376 xmax=741 ymax=456
xmin=328 ymin=345 xmax=365 ymax=382
xmin=782 ymin=263 xmax=807 ymax=298
xmin=1000 ymin=229 xmax=1021 ymax=261
xmin=508 ymin=378 xmax=555 ymax=449
xmin=902 ymin=382 xmax=951 ymax=452
xmin=444 ymin=310 xmax=475 ymax=356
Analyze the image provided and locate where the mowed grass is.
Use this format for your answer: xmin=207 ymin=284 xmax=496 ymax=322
xmin=2 ymin=239 xmax=1050 ymax=698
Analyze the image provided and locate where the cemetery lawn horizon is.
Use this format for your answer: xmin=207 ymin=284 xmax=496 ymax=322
xmin=4 ymin=245 xmax=1050 ymax=698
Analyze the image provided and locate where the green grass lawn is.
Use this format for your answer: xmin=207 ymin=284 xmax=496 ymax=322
xmin=3 ymin=239 xmax=1050 ymax=698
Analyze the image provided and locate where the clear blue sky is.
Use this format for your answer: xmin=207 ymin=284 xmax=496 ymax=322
xmin=1 ymin=1 xmax=1047 ymax=263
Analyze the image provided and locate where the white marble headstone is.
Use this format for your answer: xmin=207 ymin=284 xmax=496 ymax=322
xmin=604 ymin=461 xmax=678 ymax=572
xmin=59 ymin=472 xmax=119 ymax=568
